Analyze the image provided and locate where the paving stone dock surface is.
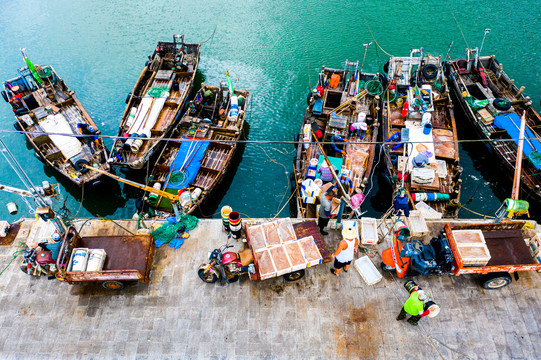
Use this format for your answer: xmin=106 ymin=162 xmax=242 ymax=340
xmin=0 ymin=218 xmax=539 ymax=360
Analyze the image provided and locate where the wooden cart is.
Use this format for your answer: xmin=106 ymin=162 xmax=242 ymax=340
xmin=56 ymin=226 xmax=155 ymax=290
xmin=246 ymin=220 xmax=331 ymax=282
xmin=444 ymin=222 xmax=541 ymax=289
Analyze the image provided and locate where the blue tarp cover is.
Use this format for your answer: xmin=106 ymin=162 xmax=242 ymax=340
xmin=166 ymin=139 xmax=210 ymax=189
xmin=494 ymin=113 xmax=541 ymax=170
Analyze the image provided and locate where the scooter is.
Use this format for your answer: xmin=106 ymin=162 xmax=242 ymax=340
xmin=198 ymin=243 xmax=255 ymax=284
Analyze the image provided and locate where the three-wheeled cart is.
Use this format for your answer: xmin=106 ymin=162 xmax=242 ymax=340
xmin=382 ymin=221 xmax=541 ymax=289
xmin=444 ymin=222 xmax=541 ymax=289
xmin=245 ymin=220 xmax=331 ymax=282
xmin=56 ymin=226 xmax=155 ymax=290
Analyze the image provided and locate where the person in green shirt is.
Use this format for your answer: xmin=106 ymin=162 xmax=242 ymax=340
xmin=396 ymin=286 xmax=430 ymax=326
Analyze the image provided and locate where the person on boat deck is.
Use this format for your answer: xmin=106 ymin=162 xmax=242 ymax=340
xmin=331 ymin=170 xmax=354 ymax=195
xmin=317 ymin=161 xmax=334 ymax=183
xmin=385 ymin=132 xmax=402 ymax=150
xmin=331 ymin=133 xmax=348 ymax=156
xmin=349 ymin=121 xmax=367 ymax=138
xmin=349 ymin=112 xmax=368 ymax=138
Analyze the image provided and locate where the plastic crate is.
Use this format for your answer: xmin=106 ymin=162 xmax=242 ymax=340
xmin=452 ymin=229 xmax=486 ymax=245
xmin=360 ymin=217 xmax=378 ymax=245
xmin=254 ymin=249 xmax=277 ymax=280
xmin=354 ymin=256 xmax=382 ymax=285
xmin=283 ymin=241 xmax=307 ymax=272
xmin=456 ymin=244 xmax=491 ymax=267
xmin=298 ymin=236 xmax=322 ymax=267
xmin=269 ymin=246 xmax=293 ymax=276
xmin=406 ymin=211 xmax=429 ymax=239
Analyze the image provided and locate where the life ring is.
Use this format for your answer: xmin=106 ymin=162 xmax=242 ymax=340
xmin=422 ymin=64 xmax=438 ymax=79
xmin=493 ymin=98 xmax=511 ymax=111
xmin=1 ymin=90 xmax=8 ymax=102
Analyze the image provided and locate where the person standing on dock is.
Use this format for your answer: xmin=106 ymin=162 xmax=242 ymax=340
xmin=318 ymin=190 xmax=335 ymax=235
xmin=330 ymin=226 xmax=358 ymax=276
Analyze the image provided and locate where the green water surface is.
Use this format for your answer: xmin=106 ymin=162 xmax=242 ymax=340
xmin=0 ymin=0 xmax=539 ymax=220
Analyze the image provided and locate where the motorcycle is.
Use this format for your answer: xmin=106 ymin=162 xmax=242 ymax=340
xmin=198 ymin=244 xmax=255 ymax=284
xmin=20 ymin=245 xmax=57 ymax=278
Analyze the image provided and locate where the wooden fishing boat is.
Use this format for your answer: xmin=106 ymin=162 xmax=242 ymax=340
xmin=146 ymin=77 xmax=249 ymax=215
xmin=1 ymin=50 xmax=109 ymax=186
xmin=447 ymin=50 xmax=541 ymax=201
xmin=109 ymin=35 xmax=201 ymax=169
xmin=381 ymin=48 xmax=461 ymax=218
xmin=294 ymin=61 xmax=383 ymax=218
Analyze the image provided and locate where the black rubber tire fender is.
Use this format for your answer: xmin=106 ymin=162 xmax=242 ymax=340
xmin=493 ymin=98 xmax=511 ymax=111
xmin=1 ymin=90 xmax=9 ymax=102
xmin=422 ymin=64 xmax=438 ymax=80
xmin=125 ymin=93 xmax=132 ymax=104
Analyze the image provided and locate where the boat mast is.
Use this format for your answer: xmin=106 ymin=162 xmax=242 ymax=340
xmin=511 ymin=113 xmax=527 ymax=200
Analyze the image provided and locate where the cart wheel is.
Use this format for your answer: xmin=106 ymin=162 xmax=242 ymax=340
xmin=198 ymin=268 xmax=218 ymax=283
xmin=480 ymin=273 xmax=512 ymax=290
xmin=102 ymin=281 xmax=125 ymax=290
xmin=284 ymin=269 xmax=305 ymax=282
xmin=227 ymin=275 xmax=240 ymax=283
xmin=381 ymin=262 xmax=395 ymax=272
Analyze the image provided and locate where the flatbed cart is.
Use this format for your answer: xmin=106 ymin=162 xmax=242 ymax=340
xmin=382 ymin=221 xmax=541 ymax=289
xmin=444 ymin=222 xmax=541 ymax=289
xmin=246 ymin=220 xmax=331 ymax=282
xmin=56 ymin=226 xmax=155 ymax=290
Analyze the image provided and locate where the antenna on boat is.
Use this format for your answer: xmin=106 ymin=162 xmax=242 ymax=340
xmin=479 ymin=28 xmax=491 ymax=56
xmin=360 ymin=41 xmax=373 ymax=75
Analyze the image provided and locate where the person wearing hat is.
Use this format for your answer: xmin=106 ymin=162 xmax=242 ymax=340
xmin=316 ymin=161 xmax=334 ymax=183
xmin=396 ymin=285 xmax=430 ymax=325
xmin=331 ymin=169 xmax=354 ymax=195
xmin=330 ymin=226 xmax=359 ymax=276
xmin=349 ymin=121 xmax=368 ymax=138
xmin=318 ymin=189 xmax=336 ymax=235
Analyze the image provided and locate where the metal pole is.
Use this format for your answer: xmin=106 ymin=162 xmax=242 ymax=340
xmin=511 ymin=113 xmax=526 ymax=200
xmin=479 ymin=28 xmax=491 ymax=56
xmin=360 ymin=41 xmax=373 ymax=75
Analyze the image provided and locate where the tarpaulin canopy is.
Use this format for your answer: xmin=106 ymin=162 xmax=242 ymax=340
xmin=494 ymin=113 xmax=541 ymax=170
xmin=166 ymin=139 xmax=210 ymax=190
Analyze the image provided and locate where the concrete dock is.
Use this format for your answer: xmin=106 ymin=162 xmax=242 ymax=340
xmin=0 ymin=218 xmax=539 ymax=359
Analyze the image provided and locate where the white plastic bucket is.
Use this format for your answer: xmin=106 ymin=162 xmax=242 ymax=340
xmin=86 ymin=249 xmax=106 ymax=272
xmin=71 ymin=248 xmax=89 ymax=271
xmin=6 ymin=202 xmax=18 ymax=215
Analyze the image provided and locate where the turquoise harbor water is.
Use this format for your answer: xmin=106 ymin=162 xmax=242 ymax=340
xmin=0 ymin=0 xmax=540 ymax=220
